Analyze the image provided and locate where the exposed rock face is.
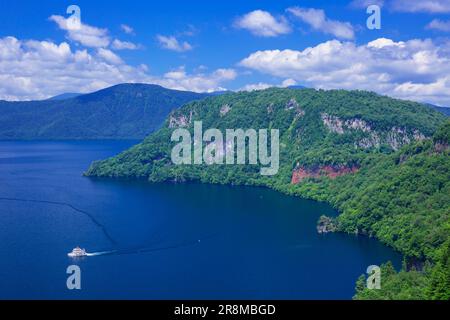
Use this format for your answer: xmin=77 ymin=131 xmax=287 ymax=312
xmin=345 ymin=118 xmax=371 ymax=132
xmin=317 ymin=215 xmax=338 ymax=234
xmin=321 ymin=113 xmax=372 ymax=134
xmin=365 ymin=128 xmax=427 ymax=151
xmin=267 ymin=103 xmax=274 ymax=114
xmin=291 ymin=165 xmax=359 ymax=184
xmin=386 ymin=127 xmax=411 ymax=150
xmin=169 ymin=111 xmax=193 ymax=128
xmin=434 ymin=142 xmax=449 ymax=153
xmin=321 ymin=114 xmax=345 ymax=134
xmin=413 ymin=130 xmax=426 ymax=142
xmin=356 ymin=132 xmax=381 ymax=149
xmin=220 ymin=104 xmax=231 ymax=117
xmin=321 ymin=113 xmax=428 ymax=150
xmin=285 ymin=98 xmax=299 ymax=110
xmin=285 ymin=98 xmax=305 ymax=118
xmin=295 ymin=108 xmax=305 ymax=119
xmin=384 ymin=128 xmax=427 ymax=150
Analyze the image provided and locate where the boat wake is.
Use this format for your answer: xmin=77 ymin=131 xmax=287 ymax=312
xmin=81 ymin=234 xmax=216 ymax=258
xmin=85 ymin=251 xmax=116 ymax=257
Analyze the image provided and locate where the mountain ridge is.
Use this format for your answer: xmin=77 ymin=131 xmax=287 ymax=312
xmin=0 ymin=83 xmax=209 ymax=140
xmin=47 ymin=92 xmax=82 ymax=101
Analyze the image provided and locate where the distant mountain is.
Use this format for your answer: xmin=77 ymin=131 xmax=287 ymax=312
xmin=0 ymin=84 xmax=209 ymax=140
xmin=287 ymin=85 xmax=307 ymax=89
xmin=208 ymin=90 xmax=233 ymax=96
xmin=426 ymin=104 xmax=450 ymax=116
xmin=47 ymin=93 xmax=82 ymax=101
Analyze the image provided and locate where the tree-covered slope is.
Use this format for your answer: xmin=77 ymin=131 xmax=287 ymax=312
xmin=294 ymin=122 xmax=450 ymax=300
xmin=86 ymin=88 xmax=444 ymax=180
xmin=0 ymin=84 xmax=208 ymax=139
xmin=350 ymin=123 xmax=450 ymax=300
xmin=426 ymin=104 xmax=450 ymax=117
xmin=85 ymin=88 xmax=449 ymax=299
xmin=288 ymin=121 xmax=450 ymax=259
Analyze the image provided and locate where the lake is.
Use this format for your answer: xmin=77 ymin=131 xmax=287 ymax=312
xmin=0 ymin=141 xmax=401 ymax=299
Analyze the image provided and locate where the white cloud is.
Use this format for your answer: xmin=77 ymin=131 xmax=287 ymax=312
xmin=156 ymin=35 xmax=192 ymax=52
xmin=350 ymin=0 xmax=385 ymax=8
xmin=390 ymin=0 xmax=450 ymax=13
xmin=158 ymin=67 xmax=236 ymax=93
xmin=240 ymin=79 xmax=298 ymax=92
xmin=112 ymin=39 xmax=139 ymax=50
xmin=178 ymin=25 xmax=198 ymax=37
xmin=160 ymin=67 xmax=236 ymax=92
xmin=240 ymin=82 xmax=273 ymax=91
xmin=0 ymin=36 xmax=235 ymax=100
xmin=366 ymin=37 xmax=405 ymax=48
xmin=287 ymin=7 xmax=355 ymax=40
xmin=240 ymin=37 xmax=450 ymax=106
xmin=351 ymin=0 xmax=450 ymax=13
xmin=50 ymin=16 xmax=138 ymax=51
xmin=234 ymin=10 xmax=291 ymax=37
xmin=49 ymin=15 xmax=110 ymax=48
xmin=97 ymin=48 xmax=123 ymax=64
xmin=281 ymin=78 xmax=297 ymax=87
xmin=120 ymin=24 xmax=135 ymax=35
xmin=426 ymin=19 xmax=450 ymax=32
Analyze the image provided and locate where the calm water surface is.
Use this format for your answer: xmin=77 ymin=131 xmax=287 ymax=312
xmin=0 ymin=141 xmax=401 ymax=299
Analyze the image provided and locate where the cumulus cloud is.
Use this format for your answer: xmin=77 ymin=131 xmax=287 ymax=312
xmin=97 ymin=48 xmax=123 ymax=64
xmin=281 ymin=78 xmax=297 ymax=87
xmin=390 ymin=0 xmax=450 ymax=13
xmin=350 ymin=0 xmax=385 ymax=8
xmin=0 ymin=36 xmax=235 ymax=100
xmin=347 ymin=1 xmax=450 ymax=13
xmin=240 ymin=82 xmax=273 ymax=91
xmin=120 ymin=24 xmax=135 ymax=35
xmin=160 ymin=67 xmax=236 ymax=92
xmin=156 ymin=35 xmax=192 ymax=52
xmin=426 ymin=19 xmax=450 ymax=32
xmin=355 ymin=0 xmax=450 ymax=13
xmin=111 ymin=39 xmax=140 ymax=50
xmin=49 ymin=15 xmax=110 ymax=48
xmin=234 ymin=10 xmax=291 ymax=37
xmin=287 ymin=7 xmax=355 ymax=40
xmin=240 ymin=79 xmax=298 ymax=92
xmin=240 ymin=37 xmax=450 ymax=105
xmin=50 ymin=16 xmax=139 ymax=51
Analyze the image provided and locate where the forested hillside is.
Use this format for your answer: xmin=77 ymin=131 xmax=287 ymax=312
xmin=0 ymin=84 xmax=208 ymax=139
xmin=85 ymin=88 xmax=449 ymax=299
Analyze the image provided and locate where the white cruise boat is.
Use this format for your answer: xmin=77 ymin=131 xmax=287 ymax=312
xmin=68 ymin=247 xmax=87 ymax=257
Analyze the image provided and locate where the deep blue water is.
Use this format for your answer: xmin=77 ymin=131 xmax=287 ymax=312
xmin=0 ymin=141 xmax=401 ymax=300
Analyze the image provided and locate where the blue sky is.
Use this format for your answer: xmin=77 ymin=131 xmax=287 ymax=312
xmin=1 ymin=0 xmax=450 ymax=105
